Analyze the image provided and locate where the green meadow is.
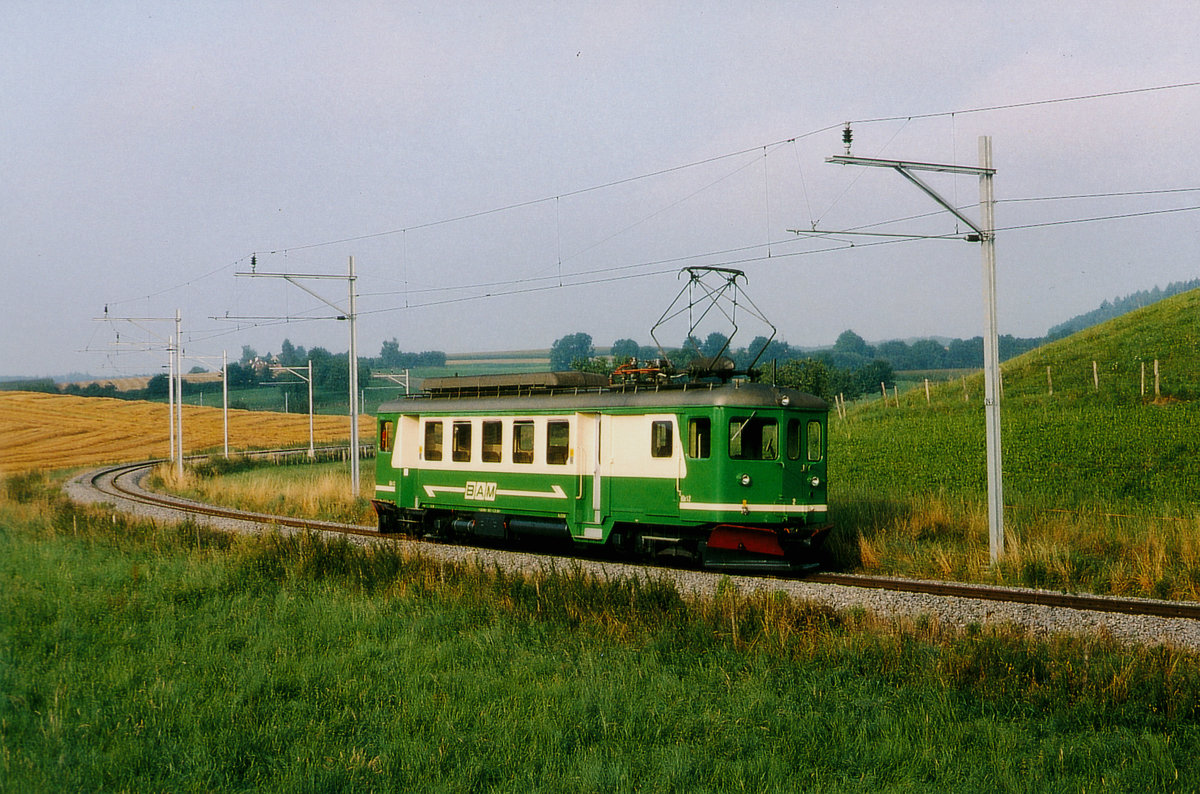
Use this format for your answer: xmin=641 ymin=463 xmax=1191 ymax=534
xmin=4 ymin=291 xmax=1200 ymax=789
xmin=2 ymin=473 xmax=1198 ymax=791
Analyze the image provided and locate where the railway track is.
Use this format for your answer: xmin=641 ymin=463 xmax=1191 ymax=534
xmin=70 ymin=457 xmax=1200 ymax=625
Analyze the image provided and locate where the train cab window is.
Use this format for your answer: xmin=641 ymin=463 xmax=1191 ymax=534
xmin=729 ymin=416 xmax=778 ymax=461
xmin=423 ymin=420 xmax=443 ymax=461
xmin=787 ymin=418 xmax=801 ymax=460
xmin=807 ymin=420 xmax=823 ymax=462
xmin=546 ymin=421 xmax=570 ymax=465
xmin=482 ymin=421 xmax=503 ymax=463
xmin=651 ymin=420 xmax=673 ymax=458
xmin=379 ymin=420 xmax=394 ymax=453
xmin=452 ymin=421 xmax=472 ymax=462
xmin=513 ymin=421 xmax=535 ymax=464
xmin=688 ymin=418 xmax=710 ymax=459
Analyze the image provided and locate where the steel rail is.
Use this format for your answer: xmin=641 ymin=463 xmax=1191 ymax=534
xmin=803 ymin=573 xmax=1200 ymax=621
xmin=77 ymin=459 xmax=1200 ymax=622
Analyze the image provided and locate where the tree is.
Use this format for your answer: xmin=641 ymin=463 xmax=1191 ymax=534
xmin=610 ymin=338 xmax=640 ymax=363
xmin=225 ymin=362 xmax=257 ymax=389
xmin=854 ymin=359 xmax=895 ymax=395
xmin=833 ymin=329 xmax=871 ymax=357
xmin=145 ymin=373 xmax=170 ymax=398
xmin=701 ymin=332 xmax=729 ymax=358
xmin=239 ymin=345 xmax=258 ymax=365
xmin=279 ymin=338 xmax=306 ymax=367
xmin=908 ymin=339 xmax=948 ymax=370
xmin=571 ymin=356 xmax=612 ymax=375
xmin=740 ymin=335 xmax=790 ymax=369
xmin=776 ymin=358 xmax=832 ymax=400
xmin=379 ymin=338 xmax=403 ymax=368
xmin=550 ymin=332 xmax=593 ymax=370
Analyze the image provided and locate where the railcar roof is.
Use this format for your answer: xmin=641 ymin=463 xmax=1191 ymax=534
xmin=377 ymin=379 xmax=828 ymax=415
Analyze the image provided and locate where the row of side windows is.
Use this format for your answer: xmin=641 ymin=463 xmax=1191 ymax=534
xmin=381 ymin=416 xmax=676 ymax=465
xmin=686 ymin=417 xmax=823 ymax=462
xmin=422 ymin=418 xmax=571 ymax=465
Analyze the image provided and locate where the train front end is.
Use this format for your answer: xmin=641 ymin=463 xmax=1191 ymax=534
xmin=676 ymin=384 xmax=831 ymax=572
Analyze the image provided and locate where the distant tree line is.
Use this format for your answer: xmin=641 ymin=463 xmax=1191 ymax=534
xmin=1046 ymin=279 xmax=1200 ymax=340
xmin=551 ymin=327 xmax=1052 ymax=402
xmin=35 ymin=337 xmax=444 ymax=405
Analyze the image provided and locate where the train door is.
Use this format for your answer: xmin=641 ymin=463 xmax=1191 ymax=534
xmin=573 ymin=412 xmax=607 ymax=539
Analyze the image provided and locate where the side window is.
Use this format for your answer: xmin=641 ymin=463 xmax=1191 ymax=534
xmin=513 ymin=421 xmax=534 ymax=464
xmin=482 ymin=421 xmax=503 ymax=463
xmin=651 ymin=420 xmax=673 ymax=458
xmin=787 ymin=418 xmax=801 ymax=460
xmin=807 ymin=420 xmax=823 ymax=462
xmin=379 ymin=419 xmax=394 ymax=453
xmin=452 ymin=421 xmax=471 ymax=462
xmin=729 ymin=416 xmax=778 ymax=461
xmin=547 ymin=420 xmax=570 ymax=465
xmin=688 ymin=417 xmax=710 ymax=459
xmin=423 ymin=420 xmax=443 ymax=461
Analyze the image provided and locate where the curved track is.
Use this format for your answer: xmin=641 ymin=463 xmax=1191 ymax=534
xmin=71 ymin=457 xmax=1200 ymax=623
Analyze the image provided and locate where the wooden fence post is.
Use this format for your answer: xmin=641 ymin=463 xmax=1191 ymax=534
xmin=1093 ymin=360 xmax=1099 ymax=391
xmin=924 ymin=378 xmax=931 ymax=405
xmin=1141 ymin=361 xmax=1146 ymax=397
xmin=1155 ymin=359 xmax=1161 ymax=397
xmin=962 ymin=376 xmax=969 ymax=402
xmin=1047 ymin=365 xmax=1053 ymax=396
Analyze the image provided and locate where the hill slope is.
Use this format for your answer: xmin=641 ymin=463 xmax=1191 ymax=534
xmin=1001 ymin=287 xmax=1200 ymax=401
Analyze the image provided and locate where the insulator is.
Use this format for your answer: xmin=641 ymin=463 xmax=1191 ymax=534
xmin=842 ymin=123 xmax=853 ymax=154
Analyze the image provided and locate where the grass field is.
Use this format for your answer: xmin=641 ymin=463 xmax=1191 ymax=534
xmin=0 ymin=391 xmax=368 ymax=473
xmin=820 ymin=290 xmax=1200 ymax=599
xmin=2 ymin=473 xmax=1197 ymax=791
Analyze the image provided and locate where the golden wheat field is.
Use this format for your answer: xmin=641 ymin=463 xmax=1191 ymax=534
xmin=0 ymin=391 xmax=370 ymax=473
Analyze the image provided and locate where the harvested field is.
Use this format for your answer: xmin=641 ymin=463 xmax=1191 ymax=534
xmin=0 ymin=391 xmax=367 ymax=473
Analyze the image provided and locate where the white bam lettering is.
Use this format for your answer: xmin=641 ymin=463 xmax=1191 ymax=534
xmin=464 ymin=481 xmax=498 ymax=501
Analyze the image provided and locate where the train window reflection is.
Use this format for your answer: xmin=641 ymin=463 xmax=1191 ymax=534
xmin=547 ymin=421 xmax=570 ymax=464
xmin=651 ymin=420 xmax=673 ymax=458
xmin=452 ymin=421 xmax=471 ymax=462
xmin=380 ymin=420 xmax=394 ymax=453
xmin=807 ymin=420 xmax=823 ymax=462
xmin=482 ymin=421 xmax=502 ymax=463
xmin=729 ymin=416 xmax=778 ymax=461
xmin=423 ymin=420 xmax=443 ymax=461
xmin=787 ymin=418 xmax=801 ymax=460
xmin=688 ymin=418 xmax=710 ymax=459
xmin=513 ymin=421 xmax=534 ymax=464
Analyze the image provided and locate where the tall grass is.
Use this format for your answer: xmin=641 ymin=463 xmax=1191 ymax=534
xmin=151 ymin=457 xmax=375 ymax=525
xmin=828 ymin=388 xmax=1200 ymax=599
xmin=3 ymin=471 xmax=1199 ymax=790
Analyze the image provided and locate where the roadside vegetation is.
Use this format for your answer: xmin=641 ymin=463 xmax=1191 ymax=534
xmin=3 ymin=470 xmax=1198 ymax=791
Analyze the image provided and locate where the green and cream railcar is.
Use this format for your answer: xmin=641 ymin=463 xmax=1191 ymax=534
xmin=372 ymin=372 xmax=830 ymax=569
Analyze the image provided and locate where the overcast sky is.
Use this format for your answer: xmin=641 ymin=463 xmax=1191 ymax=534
xmin=3 ymin=1 xmax=1199 ymax=378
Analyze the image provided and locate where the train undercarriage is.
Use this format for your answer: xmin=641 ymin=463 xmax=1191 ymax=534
xmin=371 ymin=500 xmax=831 ymax=574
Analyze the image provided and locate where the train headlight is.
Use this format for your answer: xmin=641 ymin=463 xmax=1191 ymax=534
xmin=811 ymin=476 xmax=821 ymax=488
xmin=739 ymin=473 xmax=752 ymax=487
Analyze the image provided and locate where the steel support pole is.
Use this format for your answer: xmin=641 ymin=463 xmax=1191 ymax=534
xmin=168 ymin=337 xmax=176 ymax=465
xmin=348 ymin=256 xmax=360 ymax=498
xmin=978 ymin=136 xmax=1004 ymax=562
xmin=222 ymin=350 xmax=229 ymax=459
xmin=175 ymin=309 xmax=184 ymax=478
xmin=827 ymin=140 xmax=1005 ymax=561
xmin=307 ymin=360 xmax=315 ymax=459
